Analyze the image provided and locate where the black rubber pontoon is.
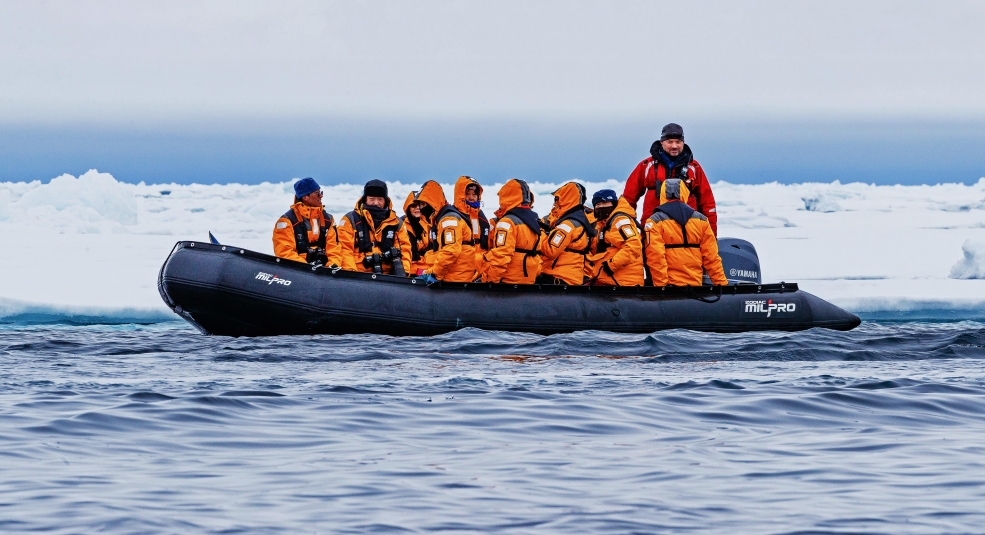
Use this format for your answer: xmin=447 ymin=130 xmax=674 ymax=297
xmin=158 ymin=241 xmax=860 ymax=336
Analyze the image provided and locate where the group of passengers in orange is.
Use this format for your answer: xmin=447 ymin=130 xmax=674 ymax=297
xmin=272 ymin=123 xmax=729 ymax=287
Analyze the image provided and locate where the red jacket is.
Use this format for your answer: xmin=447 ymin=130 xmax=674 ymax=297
xmin=623 ymin=143 xmax=718 ymax=235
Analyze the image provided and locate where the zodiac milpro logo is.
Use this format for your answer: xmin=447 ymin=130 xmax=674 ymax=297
xmin=730 ymin=268 xmax=758 ymax=279
xmin=744 ymin=299 xmax=795 ymax=317
xmin=255 ymin=272 xmax=292 ymax=286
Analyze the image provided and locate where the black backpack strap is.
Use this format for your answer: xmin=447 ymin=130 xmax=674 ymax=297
xmin=345 ymin=211 xmax=376 ymax=253
xmin=477 ymin=210 xmax=491 ymax=250
xmin=283 ymin=208 xmax=309 ymax=255
xmin=316 ymin=210 xmax=330 ymax=249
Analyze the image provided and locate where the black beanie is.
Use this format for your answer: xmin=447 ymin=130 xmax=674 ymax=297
xmin=363 ymin=179 xmax=388 ymax=198
xmin=660 ymin=123 xmax=684 ymax=141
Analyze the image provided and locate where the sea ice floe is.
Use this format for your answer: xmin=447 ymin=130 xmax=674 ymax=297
xmin=1 ymin=171 xmax=985 ymax=318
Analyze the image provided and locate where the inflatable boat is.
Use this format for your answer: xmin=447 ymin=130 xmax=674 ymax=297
xmin=157 ymin=240 xmax=860 ymax=336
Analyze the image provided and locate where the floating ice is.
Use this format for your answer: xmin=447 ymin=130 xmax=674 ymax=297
xmin=2 ymin=171 xmax=985 ymax=322
xmin=949 ymin=240 xmax=985 ymax=279
xmin=0 ymin=169 xmax=138 ymax=232
xmin=802 ymin=193 xmax=842 ymax=212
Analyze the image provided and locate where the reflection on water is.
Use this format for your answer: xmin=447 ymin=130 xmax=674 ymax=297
xmin=1 ymin=322 xmax=984 ymax=533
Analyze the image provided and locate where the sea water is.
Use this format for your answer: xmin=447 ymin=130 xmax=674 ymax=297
xmin=2 ymin=321 xmax=984 ymax=534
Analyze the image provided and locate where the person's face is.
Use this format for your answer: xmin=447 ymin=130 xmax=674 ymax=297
xmin=553 ymin=196 xmax=562 ymax=212
xmin=365 ymin=196 xmax=386 ymax=208
xmin=465 ymin=186 xmax=479 ymax=204
xmin=301 ymin=190 xmax=323 ymax=207
xmin=593 ymin=200 xmax=615 ymax=221
xmin=409 ymin=203 xmax=423 ymax=218
xmin=661 ymin=138 xmax=684 ymax=157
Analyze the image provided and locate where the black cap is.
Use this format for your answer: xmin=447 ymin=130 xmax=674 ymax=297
xmin=363 ymin=179 xmax=388 ymax=199
xmin=660 ymin=123 xmax=684 ymax=141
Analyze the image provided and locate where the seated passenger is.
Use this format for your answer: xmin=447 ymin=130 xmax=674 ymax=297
xmin=537 ymin=182 xmax=595 ymax=285
xmin=483 ymin=179 xmax=543 ymax=284
xmin=450 ymin=176 xmax=491 ymax=278
xmin=416 ymin=180 xmax=478 ymax=282
xmin=337 ymin=179 xmax=411 ymax=276
xmin=585 ymin=189 xmax=645 ymax=286
xmin=272 ymin=177 xmax=342 ymax=266
xmin=400 ymin=191 xmax=431 ymax=276
xmin=644 ymin=178 xmax=728 ymax=286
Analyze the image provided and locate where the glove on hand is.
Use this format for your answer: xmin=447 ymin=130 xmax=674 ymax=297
xmin=415 ymin=273 xmax=438 ymax=285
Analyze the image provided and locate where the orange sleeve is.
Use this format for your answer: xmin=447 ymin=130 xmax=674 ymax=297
xmin=644 ymin=219 xmax=669 ymax=286
xmin=336 ymin=216 xmax=358 ymax=271
xmin=539 ymin=220 xmax=577 ymax=261
xmin=700 ymin=223 xmax=728 ymax=285
xmin=273 ymin=217 xmax=307 ymax=263
xmin=395 ymin=222 xmax=413 ymax=276
xmin=483 ymin=218 xmax=516 ymax=283
xmin=605 ymin=216 xmax=643 ymax=271
xmin=430 ymin=216 xmax=463 ymax=280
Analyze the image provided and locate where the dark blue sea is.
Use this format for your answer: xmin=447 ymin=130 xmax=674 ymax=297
xmin=2 ymin=321 xmax=985 ymax=534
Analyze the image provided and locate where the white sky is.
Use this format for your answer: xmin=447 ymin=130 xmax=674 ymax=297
xmin=2 ymin=0 xmax=984 ymax=123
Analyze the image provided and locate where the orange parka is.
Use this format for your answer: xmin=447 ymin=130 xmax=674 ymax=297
xmin=585 ymin=196 xmax=645 ymax=286
xmin=337 ymin=196 xmax=412 ymax=275
xmin=399 ymin=191 xmax=431 ymax=276
xmin=644 ymin=179 xmax=728 ymax=286
xmin=483 ymin=179 xmax=543 ymax=284
xmin=417 ymin=180 xmax=478 ymax=282
xmin=273 ymin=202 xmax=342 ymax=265
xmin=451 ymin=176 xmax=492 ymax=278
xmin=539 ymin=182 xmax=594 ymax=285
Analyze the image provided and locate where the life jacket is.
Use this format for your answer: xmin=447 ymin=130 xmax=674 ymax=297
xmin=645 ymin=144 xmax=694 ymax=198
xmin=476 ymin=210 xmax=491 ymax=250
xmin=650 ymin=202 xmax=706 ymax=249
xmin=555 ymin=207 xmax=596 ymax=255
xmin=430 ymin=205 xmax=472 ymax=251
xmin=595 ymin=210 xmax=641 ymax=254
xmin=344 ymin=210 xmax=402 ymax=265
xmin=283 ymin=207 xmax=331 ymax=262
xmin=502 ymin=207 xmax=542 ymax=278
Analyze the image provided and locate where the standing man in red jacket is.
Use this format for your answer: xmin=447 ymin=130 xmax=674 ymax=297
xmin=623 ymin=123 xmax=718 ymax=235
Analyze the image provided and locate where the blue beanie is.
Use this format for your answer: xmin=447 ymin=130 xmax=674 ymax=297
xmin=591 ymin=189 xmax=618 ymax=207
xmin=294 ymin=177 xmax=320 ymax=198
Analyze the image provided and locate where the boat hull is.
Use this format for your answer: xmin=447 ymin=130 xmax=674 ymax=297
xmin=158 ymin=242 xmax=861 ymax=336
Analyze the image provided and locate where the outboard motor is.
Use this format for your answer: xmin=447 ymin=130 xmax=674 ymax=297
xmin=705 ymin=237 xmax=762 ymax=285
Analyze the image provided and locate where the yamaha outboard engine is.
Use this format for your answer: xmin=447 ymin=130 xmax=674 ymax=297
xmin=705 ymin=237 xmax=762 ymax=285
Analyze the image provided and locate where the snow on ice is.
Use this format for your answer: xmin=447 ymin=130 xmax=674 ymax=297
xmin=2 ymin=170 xmax=985 ymax=323
xmin=949 ymin=239 xmax=985 ymax=280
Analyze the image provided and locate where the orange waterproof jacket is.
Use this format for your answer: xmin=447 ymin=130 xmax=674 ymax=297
xmin=337 ymin=196 xmax=412 ymax=275
xmin=451 ymin=176 xmax=492 ymax=276
xmin=399 ymin=191 xmax=431 ymax=276
xmin=644 ymin=179 xmax=728 ymax=286
xmin=273 ymin=202 xmax=342 ymax=265
xmin=539 ymin=182 xmax=594 ymax=285
xmin=586 ymin=197 xmax=645 ymax=286
xmin=418 ymin=180 xmax=478 ymax=282
xmin=484 ymin=179 xmax=543 ymax=284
